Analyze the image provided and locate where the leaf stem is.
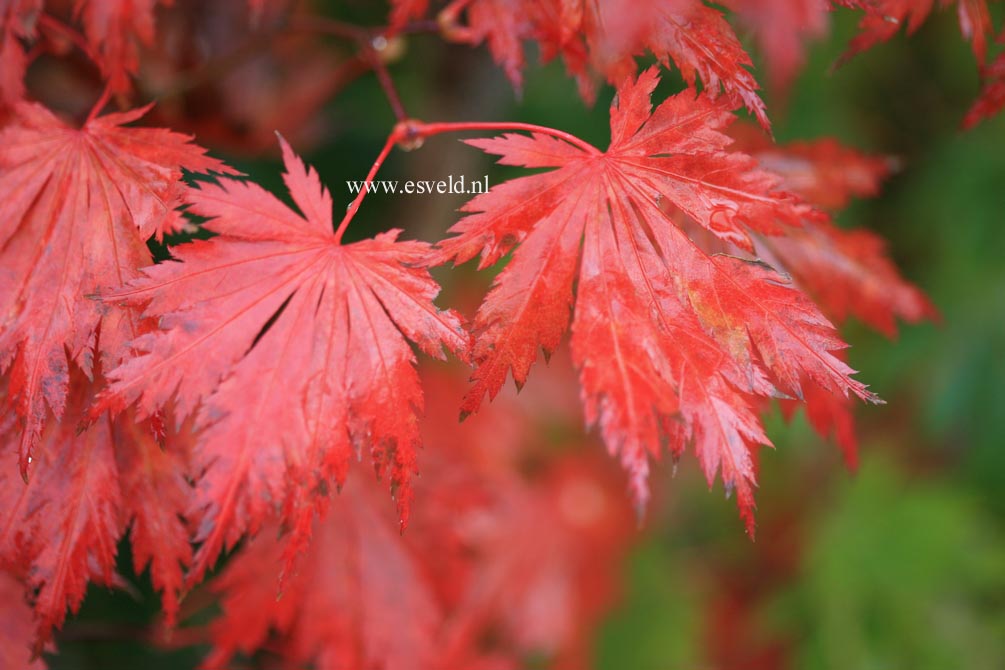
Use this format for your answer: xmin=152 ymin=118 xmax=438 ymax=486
xmin=84 ymin=81 xmax=114 ymax=125
xmin=288 ymin=16 xmax=409 ymax=122
xmin=333 ymin=130 xmax=402 ymax=243
xmin=333 ymin=118 xmax=597 ymax=243
xmin=367 ymin=45 xmax=408 ymax=122
xmin=411 ymin=120 xmax=601 ymax=154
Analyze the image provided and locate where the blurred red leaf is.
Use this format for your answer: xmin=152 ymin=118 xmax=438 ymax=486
xmin=0 ymin=370 xmax=195 ymax=642
xmin=437 ymin=0 xmax=769 ymax=126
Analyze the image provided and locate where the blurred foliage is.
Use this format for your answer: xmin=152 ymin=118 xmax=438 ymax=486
xmin=785 ymin=456 xmax=1004 ymax=670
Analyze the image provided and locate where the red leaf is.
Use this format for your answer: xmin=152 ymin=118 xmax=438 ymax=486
xmin=440 ymin=455 xmax=634 ymax=669
xmin=965 ymin=39 xmax=1005 ymax=128
xmin=780 ymin=373 xmax=861 ymax=469
xmin=206 ymin=361 xmax=632 ymax=670
xmin=462 ymin=0 xmax=530 ymax=90
xmin=114 ymin=414 xmax=193 ymax=626
xmin=434 ymin=67 xmax=876 ymax=528
xmin=838 ymin=0 xmax=992 ymax=64
xmin=100 ymin=138 xmax=469 ymax=581
xmin=75 ymin=0 xmax=166 ymax=93
xmin=443 ymin=0 xmax=769 ymax=126
xmin=735 ymin=131 xmax=938 ymax=336
xmin=0 ymin=101 xmax=230 ymax=476
xmin=0 ymin=369 xmax=193 ymax=641
xmin=0 ymin=374 xmax=123 ymax=641
xmin=70 ymin=0 xmax=277 ymax=94
xmin=735 ymin=132 xmax=937 ymax=462
xmin=735 ymin=130 xmax=896 ymax=210
xmin=758 ymin=221 xmax=937 ymax=337
xmin=722 ymin=0 xmax=830 ymax=92
xmin=204 ymin=479 xmax=442 ymax=670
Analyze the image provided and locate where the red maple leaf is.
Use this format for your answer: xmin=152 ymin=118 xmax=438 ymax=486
xmin=113 ymin=408 xmax=194 ymax=626
xmin=204 ymin=477 xmax=445 ymax=670
xmin=722 ymin=0 xmax=830 ymax=93
xmin=419 ymin=360 xmax=633 ymax=669
xmin=74 ymin=0 xmax=167 ymax=93
xmin=205 ymin=360 xmax=632 ymax=670
xmin=1 ymin=369 xmax=192 ymax=642
xmin=454 ymin=0 xmax=530 ymax=90
xmin=99 ymin=137 xmax=469 ymax=582
xmin=433 ymin=67 xmax=878 ymax=530
xmin=735 ymin=130 xmax=938 ymax=336
xmin=733 ymin=130 xmax=936 ymax=467
xmin=759 ymin=222 xmax=936 ymax=337
xmin=735 ymin=130 xmax=896 ymax=210
xmin=438 ymin=0 xmax=769 ymax=126
xmin=965 ymin=35 xmax=1005 ymax=128
xmin=837 ymin=0 xmax=993 ymax=64
xmin=0 ymin=101 xmax=230 ymax=477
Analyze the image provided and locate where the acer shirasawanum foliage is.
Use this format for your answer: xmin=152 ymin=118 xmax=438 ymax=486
xmin=0 ymin=100 xmax=232 ymax=478
xmin=98 ymin=137 xmax=469 ymax=582
xmin=431 ymin=67 xmax=888 ymax=526
xmin=1 ymin=370 xmax=192 ymax=640
xmin=206 ymin=359 xmax=633 ymax=670
xmin=0 ymin=0 xmax=980 ymax=666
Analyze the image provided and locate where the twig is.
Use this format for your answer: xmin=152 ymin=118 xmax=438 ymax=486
xmin=333 ymin=118 xmax=599 ymax=242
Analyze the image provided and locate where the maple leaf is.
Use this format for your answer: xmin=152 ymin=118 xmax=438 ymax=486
xmin=1 ymin=374 xmax=122 ymax=641
xmin=753 ymin=218 xmax=932 ymax=470
xmin=99 ymin=137 xmax=469 ymax=582
xmin=458 ymin=0 xmax=530 ymax=90
xmin=0 ymin=370 xmax=193 ymax=641
xmin=780 ymin=375 xmax=861 ymax=467
xmin=74 ymin=0 xmax=166 ymax=93
xmin=204 ymin=478 xmax=443 ymax=670
xmin=0 ymin=101 xmax=229 ymax=478
xmin=72 ymin=0 xmax=273 ymax=93
xmin=731 ymin=131 xmax=936 ymax=467
xmin=734 ymin=131 xmax=938 ymax=336
xmin=440 ymin=456 xmax=633 ymax=669
xmin=736 ymin=130 xmax=896 ymax=210
xmin=439 ymin=0 xmax=769 ymax=127
xmin=836 ymin=0 xmax=993 ymax=64
xmin=757 ymin=221 xmax=936 ymax=337
xmin=207 ymin=363 xmax=632 ymax=670
xmin=965 ymin=36 xmax=1005 ymax=128
xmin=114 ymin=411 xmax=194 ymax=625
xmin=416 ymin=359 xmax=634 ymax=668
xmin=433 ymin=67 xmax=877 ymax=528
xmin=722 ymin=0 xmax=830 ymax=92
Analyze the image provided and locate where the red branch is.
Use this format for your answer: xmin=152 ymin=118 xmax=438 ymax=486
xmin=333 ymin=118 xmax=600 ymax=242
